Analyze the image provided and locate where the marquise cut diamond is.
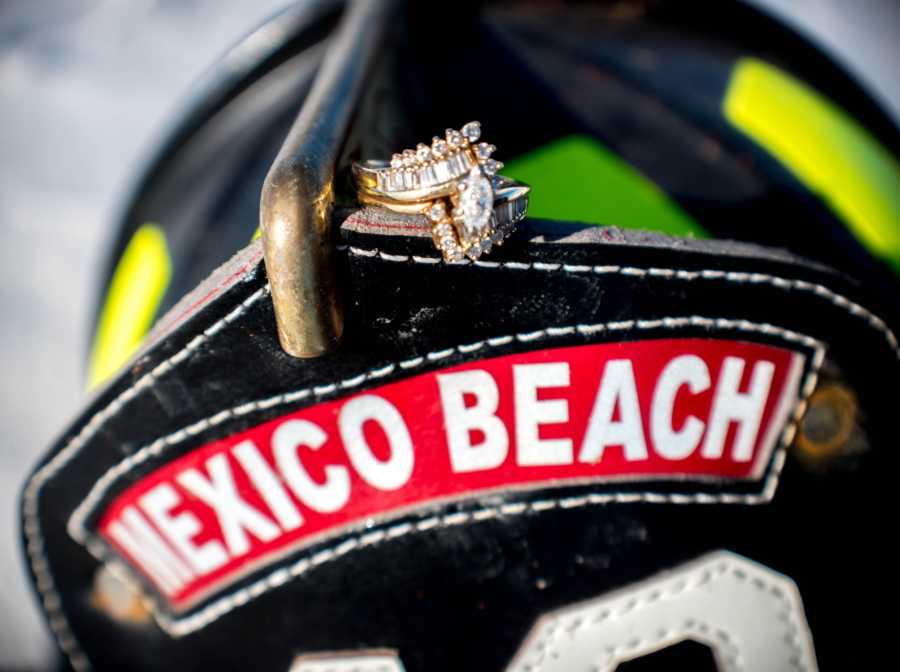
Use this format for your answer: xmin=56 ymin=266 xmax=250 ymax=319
xmin=364 ymin=121 xmax=524 ymax=261
xmin=458 ymin=167 xmax=493 ymax=238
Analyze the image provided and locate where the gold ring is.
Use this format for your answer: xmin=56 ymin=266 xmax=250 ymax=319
xmin=353 ymin=121 xmax=529 ymax=261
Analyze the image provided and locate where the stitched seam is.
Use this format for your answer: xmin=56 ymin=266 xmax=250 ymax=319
xmin=291 ymin=655 xmax=402 ymax=672
xmin=519 ymin=556 xmax=808 ymax=671
xmin=159 ymin=425 xmax=821 ymax=645
xmin=25 ymin=240 xmax=886 ymax=659
xmin=346 ymin=247 xmax=900 ymax=359
xmin=22 ymin=284 xmax=271 ymax=670
xmin=73 ymin=317 xmax=822 ymax=638
xmin=67 ymin=316 xmax=821 ymax=541
xmin=592 ymin=620 xmax=741 ymax=672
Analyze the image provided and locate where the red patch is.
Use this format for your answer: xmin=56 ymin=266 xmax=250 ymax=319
xmin=98 ymin=338 xmax=805 ymax=608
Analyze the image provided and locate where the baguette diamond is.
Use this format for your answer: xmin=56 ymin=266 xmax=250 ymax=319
xmin=377 ymin=122 xmax=487 ymax=196
xmin=355 ymin=121 xmax=528 ymax=261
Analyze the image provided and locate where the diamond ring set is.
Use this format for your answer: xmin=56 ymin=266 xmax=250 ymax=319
xmin=353 ymin=121 xmax=529 ymax=261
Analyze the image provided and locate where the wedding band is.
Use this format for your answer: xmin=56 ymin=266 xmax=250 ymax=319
xmin=353 ymin=121 xmax=529 ymax=261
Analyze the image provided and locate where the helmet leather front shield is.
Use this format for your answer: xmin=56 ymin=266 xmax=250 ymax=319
xmin=24 ymin=1 xmax=900 ymax=670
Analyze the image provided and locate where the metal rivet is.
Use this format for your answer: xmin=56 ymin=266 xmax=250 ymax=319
xmin=795 ymin=384 xmax=858 ymax=460
xmin=91 ymin=564 xmax=150 ymax=624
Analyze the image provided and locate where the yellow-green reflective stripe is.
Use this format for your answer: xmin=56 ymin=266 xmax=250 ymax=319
xmin=724 ymin=57 xmax=900 ymax=274
xmin=504 ymin=135 xmax=707 ymax=239
xmin=88 ymin=224 xmax=171 ymax=388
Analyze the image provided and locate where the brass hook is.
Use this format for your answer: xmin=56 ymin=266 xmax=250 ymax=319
xmin=260 ymin=0 xmax=397 ymax=357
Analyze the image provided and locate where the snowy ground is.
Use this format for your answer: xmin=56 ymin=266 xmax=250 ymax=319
xmin=0 ymin=0 xmax=897 ymax=668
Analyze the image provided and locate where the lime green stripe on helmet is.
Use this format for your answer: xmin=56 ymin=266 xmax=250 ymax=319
xmin=724 ymin=57 xmax=900 ymax=275
xmin=88 ymin=224 xmax=172 ymax=388
xmin=504 ymin=135 xmax=708 ymax=239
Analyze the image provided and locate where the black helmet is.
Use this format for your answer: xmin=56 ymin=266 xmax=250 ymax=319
xmin=24 ymin=2 xmax=899 ymax=670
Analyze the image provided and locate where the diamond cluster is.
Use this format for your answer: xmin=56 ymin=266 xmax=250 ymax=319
xmin=372 ymin=121 xmax=517 ymax=261
xmin=405 ymin=121 xmax=509 ymax=261
xmin=429 ymin=191 xmax=522 ymax=263
xmin=377 ymin=121 xmax=502 ymax=195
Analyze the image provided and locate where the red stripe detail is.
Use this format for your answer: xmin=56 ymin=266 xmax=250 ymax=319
xmin=162 ymin=248 xmax=264 ymax=334
xmin=98 ymin=338 xmax=801 ymax=608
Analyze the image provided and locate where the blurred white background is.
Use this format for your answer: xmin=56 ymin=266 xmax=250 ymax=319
xmin=0 ymin=0 xmax=898 ymax=668
xmin=0 ymin=1 xmax=292 ymax=667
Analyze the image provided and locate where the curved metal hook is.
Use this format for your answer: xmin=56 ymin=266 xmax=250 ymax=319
xmin=261 ymin=0 xmax=397 ymax=357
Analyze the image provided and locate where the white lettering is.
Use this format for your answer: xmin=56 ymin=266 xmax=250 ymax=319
xmin=140 ymin=483 xmax=228 ymax=575
xmin=514 ymin=363 xmax=573 ymax=466
xmin=108 ymin=506 xmax=194 ymax=595
xmin=273 ymin=420 xmax=350 ymax=514
xmin=232 ymin=439 xmax=304 ymax=531
xmin=651 ymin=355 xmax=711 ymax=459
xmin=702 ymin=357 xmax=775 ymax=462
xmin=177 ymin=455 xmax=280 ymax=558
xmin=339 ymin=395 xmax=414 ymax=491
xmin=437 ymin=370 xmax=509 ymax=473
xmin=579 ymin=359 xmax=648 ymax=462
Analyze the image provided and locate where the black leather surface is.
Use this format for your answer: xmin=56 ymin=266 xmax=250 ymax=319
xmin=23 ymin=210 xmax=900 ymax=670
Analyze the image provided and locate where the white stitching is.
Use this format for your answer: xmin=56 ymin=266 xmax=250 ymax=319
xmin=69 ymin=316 xmax=822 ymax=639
xmin=592 ymin=621 xmax=741 ymax=672
xmin=26 ymin=243 xmax=897 ymax=661
xmin=513 ymin=552 xmax=810 ymax=671
xmin=67 ymin=315 xmax=823 ymax=543
xmin=347 ymin=248 xmax=899 ymax=358
xmin=290 ymin=652 xmax=405 ymax=672
xmin=22 ymin=284 xmax=271 ymax=670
